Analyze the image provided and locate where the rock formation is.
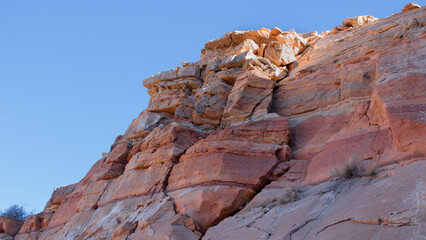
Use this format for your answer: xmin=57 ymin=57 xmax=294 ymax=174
xmin=0 ymin=217 xmax=23 ymax=240
xmin=13 ymin=3 xmax=426 ymax=240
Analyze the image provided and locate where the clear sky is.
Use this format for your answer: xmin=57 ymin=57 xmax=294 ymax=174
xmin=0 ymin=0 xmax=423 ymax=213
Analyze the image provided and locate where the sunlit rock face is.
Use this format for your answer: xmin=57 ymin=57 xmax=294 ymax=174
xmin=16 ymin=4 xmax=426 ymax=240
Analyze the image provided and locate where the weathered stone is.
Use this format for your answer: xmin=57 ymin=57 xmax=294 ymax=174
xmin=0 ymin=216 xmax=23 ymax=237
xmin=100 ymin=124 xmax=206 ymax=204
xmin=18 ymin=212 xmax=53 ymax=234
xmin=242 ymin=57 xmax=288 ymax=81
xmin=275 ymin=31 xmax=307 ymax=55
xmin=170 ymin=185 xmax=255 ymax=233
xmin=191 ymin=74 xmax=233 ymax=130
xmin=143 ymin=69 xmax=178 ymax=89
xmin=183 ymin=217 xmax=197 ymax=231
xmin=221 ymin=69 xmax=275 ymax=126
xmin=46 ymin=183 xmax=85 ymax=229
xmin=167 ymin=117 xmax=290 ymax=231
xmin=96 ymin=143 xmax=131 ymax=180
xmin=270 ymin=27 xmax=283 ymax=36
xmin=0 ymin=233 xmax=14 ymax=240
xmin=129 ymin=214 xmax=199 ymax=240
xmin=125 ymin=110 xmax=173 ymax=139
xmin=168 ymin=117 xmax=290 ymax=190
xmin=257 ymin=43 xmax=267 ymax=57
xmin=402 ymin=2 xmax=421 ymax=12
xmin=272 ymin=6 xmax=426 ymax=184
xmin=301 ymin=31 xmax=318 ymax=38
xmin=219 ymin=49 xmax=257 ymax=69
xmin=43 ymin=183 xmax=77 ymax=212
xmin=111 ymin=221 xmax=136 ymax=240
xmin=147 ymin=87 xmax=196 ymax=114
xmin=205 ymin=33 xmax=232 ymax=50
xmin=232 ymin=39 xmax=259 ymax=55
xmin=15 ymin=232 xmax=42 ymax=240
xmin=177 ymin=64 xmax=200 ymax=78
xmin=343 ymin=15 xmax=378 ymax=27
xmin=206 ymin=161 xmax=426 ymax=240
xmin=231 ymin=29 xmax=270 ymax=46
xmin=264 ymin=41 xmax=297 ymax=66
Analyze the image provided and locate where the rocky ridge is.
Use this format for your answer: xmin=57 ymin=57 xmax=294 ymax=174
xmin=8 ymin=3 xmax=426 ymax=240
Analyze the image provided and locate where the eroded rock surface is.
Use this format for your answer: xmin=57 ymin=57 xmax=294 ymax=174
xmin=0 ymin=216 xmax=23 ymax=239
xmin=205 ymin=161 xmax=426 ymax=240
xmin=167 ymin=117 xmax=290 ymax=232
xmin=17 ymin=4 xmax=426 ymax=240
xmin=272 ymin=5 xmax=426 ymax=185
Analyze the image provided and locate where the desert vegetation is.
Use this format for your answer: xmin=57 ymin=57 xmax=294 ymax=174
xmin=266 ymin=186 xmax=304 ymax=208
xmin=0 ymin=204 xmax=31 ymax=220
xmin=331 ymin=156 xmax=379 ymax=180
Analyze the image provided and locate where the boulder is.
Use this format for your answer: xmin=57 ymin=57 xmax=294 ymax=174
xmin=18 ymin=212 xmax=53 ymax=234
xmin=264 ymin=41 xmax=297 ymax=66
xmin=143 ymin=69 xmax=178 ymax=89
xmin=177 ymin=64 xmax=200 ymax=79
xmin=274 ymin=31 xmax=307 ymax=55
xmin=343 ymin=15 xmax=378 ymax=27
xmin=170 ymin=185 xmax=255 ymax=233
xmin=44 ymin=183 xmax=77 ymax=212
xmin=270 ymin=27 xmax=283 ymax=36
xmin=0 ymin=216 xmax=23 ymax=237
xmin=402 ymin=2 xmax=421 ymax=12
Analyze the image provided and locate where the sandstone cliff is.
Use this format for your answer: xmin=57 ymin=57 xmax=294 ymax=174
xmin=10 ymin=3 xmax=426 ymax=240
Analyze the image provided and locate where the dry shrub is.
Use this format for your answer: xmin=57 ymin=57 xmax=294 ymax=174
xmin=365 ymin=161 xmax=378 ymax=176
xmin=283 ymin=186 xmax=303 ymax=203
xmin=331 ymin=156 xmax=379 ymax=180
xmin=0 ymin=204 xmax=31 ymax=220
xmin=265 ymin=186 xmax=303 ymax=208
xmin=331 ymin=156 xmax=361 ymax=179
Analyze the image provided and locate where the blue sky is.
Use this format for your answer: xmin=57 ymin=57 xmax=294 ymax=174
xmin=0 ymin=0 xmax=423 ymax=213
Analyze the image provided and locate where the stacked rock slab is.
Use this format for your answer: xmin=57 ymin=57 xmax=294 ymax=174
xmin=167 ymin=117 xmax=291 ymax=232
xmin=16 ymin=3 xmax=426 ymax=240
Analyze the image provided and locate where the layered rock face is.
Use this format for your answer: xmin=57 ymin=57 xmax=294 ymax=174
xmin=15 ymin=4 xmax=425 ymax=240
xmin=205 ymin=160 xmax=426 ymax=240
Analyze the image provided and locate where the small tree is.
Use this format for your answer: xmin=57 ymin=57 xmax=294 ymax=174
xmin=0 ymin=204 xmax=30 ymax=220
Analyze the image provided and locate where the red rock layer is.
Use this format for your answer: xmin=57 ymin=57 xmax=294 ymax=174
xmin=272 ymin=5 xmax=426 ymax=184
xmin=205 ymin=160 xmax=426 ymax=240
xmin=167 ymin=117 xmax=290 ymax=231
